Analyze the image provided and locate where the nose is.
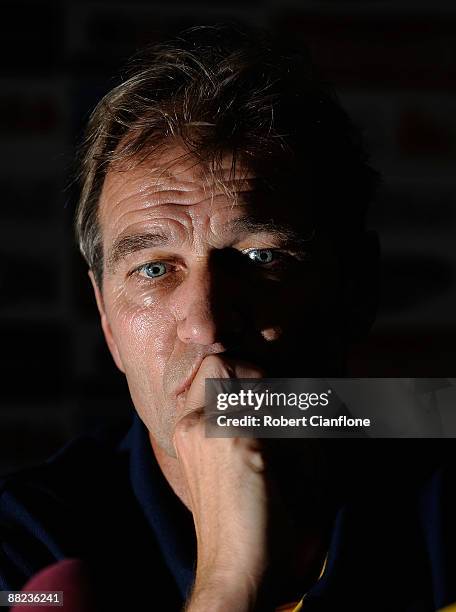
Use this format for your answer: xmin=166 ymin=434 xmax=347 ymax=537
xmin=174 ymin=259 xmax=243 ymax=347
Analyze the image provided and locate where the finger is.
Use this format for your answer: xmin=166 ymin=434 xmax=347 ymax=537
xmin=173 ymin=407 xmax=206 ymax=457
xmin=184 ymin=355 xmax=265 ymax=415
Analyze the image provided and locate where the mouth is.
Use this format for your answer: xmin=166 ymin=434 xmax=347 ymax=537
xmin=174 ymin=358 xmax=204 ymax=400
xmin=173 ymin=350 xmax=269 ymax=403
xmin=175 ymin=389 xmax=189 ymax=412
xmin=175 ymin=384 xmax=190 ymax=404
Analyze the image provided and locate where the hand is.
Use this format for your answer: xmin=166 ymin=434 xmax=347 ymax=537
xmin=173 ymin=355 xmax=267 ymax=612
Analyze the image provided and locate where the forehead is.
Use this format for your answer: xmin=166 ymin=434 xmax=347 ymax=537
xmin=98 ymin=145 xmax=257 ymax=237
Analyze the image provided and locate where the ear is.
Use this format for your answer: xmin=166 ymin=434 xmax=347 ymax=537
xmin=88 ymin=270 xmax=125 ymax=373
xmin=343 ymin=230 xmax=381 ymax=341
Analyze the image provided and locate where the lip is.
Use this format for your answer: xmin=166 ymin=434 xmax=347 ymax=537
xmin=174 ymin=358 xmax=204 ymax=398
xmin=174 ymin=351 xmax=266 ymax=399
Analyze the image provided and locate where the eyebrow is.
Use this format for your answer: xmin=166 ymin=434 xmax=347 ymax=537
xmin=228 ymin=217 xmax=315 ymax=246
xmin=106 ymin=232 xmax=168 ymax=273
xmin=106 ymin=218 xmax=315 ymax=274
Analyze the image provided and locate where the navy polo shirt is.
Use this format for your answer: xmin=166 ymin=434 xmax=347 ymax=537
xmin=1 ymin=412 xmax=455 ymax=611
xmin=0 ymin=414 xmax=194 ymax=610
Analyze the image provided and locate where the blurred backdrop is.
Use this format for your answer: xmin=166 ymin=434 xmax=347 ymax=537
xmin=1 ymin=0 xmax=455 ymax=475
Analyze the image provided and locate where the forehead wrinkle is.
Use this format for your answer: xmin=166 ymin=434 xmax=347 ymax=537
xmin=100 ymin=145 xmax=259 ymax=217
xmin=99 ymin=146 xmax=262 ymax=265
xmin=112 ymin=210 xmax=193 ymax=244
xmin=102 ymin=172 xmax=258 ymax=221
xmin=147 ymin=149 xmax=257 ymax=203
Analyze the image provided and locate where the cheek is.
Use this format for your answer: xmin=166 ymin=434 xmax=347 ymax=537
xmin=107 ymin=288 xmax=177 ymax=385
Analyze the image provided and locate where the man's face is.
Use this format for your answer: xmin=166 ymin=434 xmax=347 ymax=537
xmin=92 ymin=145 xmax=341 ymax=456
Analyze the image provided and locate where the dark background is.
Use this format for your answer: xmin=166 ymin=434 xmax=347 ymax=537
xmin=1 ymin=0 xmax=455 ymax=476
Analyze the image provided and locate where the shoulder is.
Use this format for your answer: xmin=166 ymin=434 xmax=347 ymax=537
xmin=0 ymin=419 xmax=133 ymax=590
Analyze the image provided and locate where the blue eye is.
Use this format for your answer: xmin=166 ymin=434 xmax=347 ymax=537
xmin=246 ymin=249 xmax=274 ymax=264
xmin=140 ymin=262 xmax=168 ymax=278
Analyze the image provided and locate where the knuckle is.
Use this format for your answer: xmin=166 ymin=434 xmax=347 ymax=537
xmin=201 ymin=354 xmax=234 ymax=378
xmin=175 ymin=407 xmax=205 ymax=435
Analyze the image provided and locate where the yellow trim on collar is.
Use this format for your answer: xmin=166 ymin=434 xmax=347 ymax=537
xmin=291 ymin=600 xmax=303 ymax=612
xmin=275 ymin=553 xmax=328 ymax=611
